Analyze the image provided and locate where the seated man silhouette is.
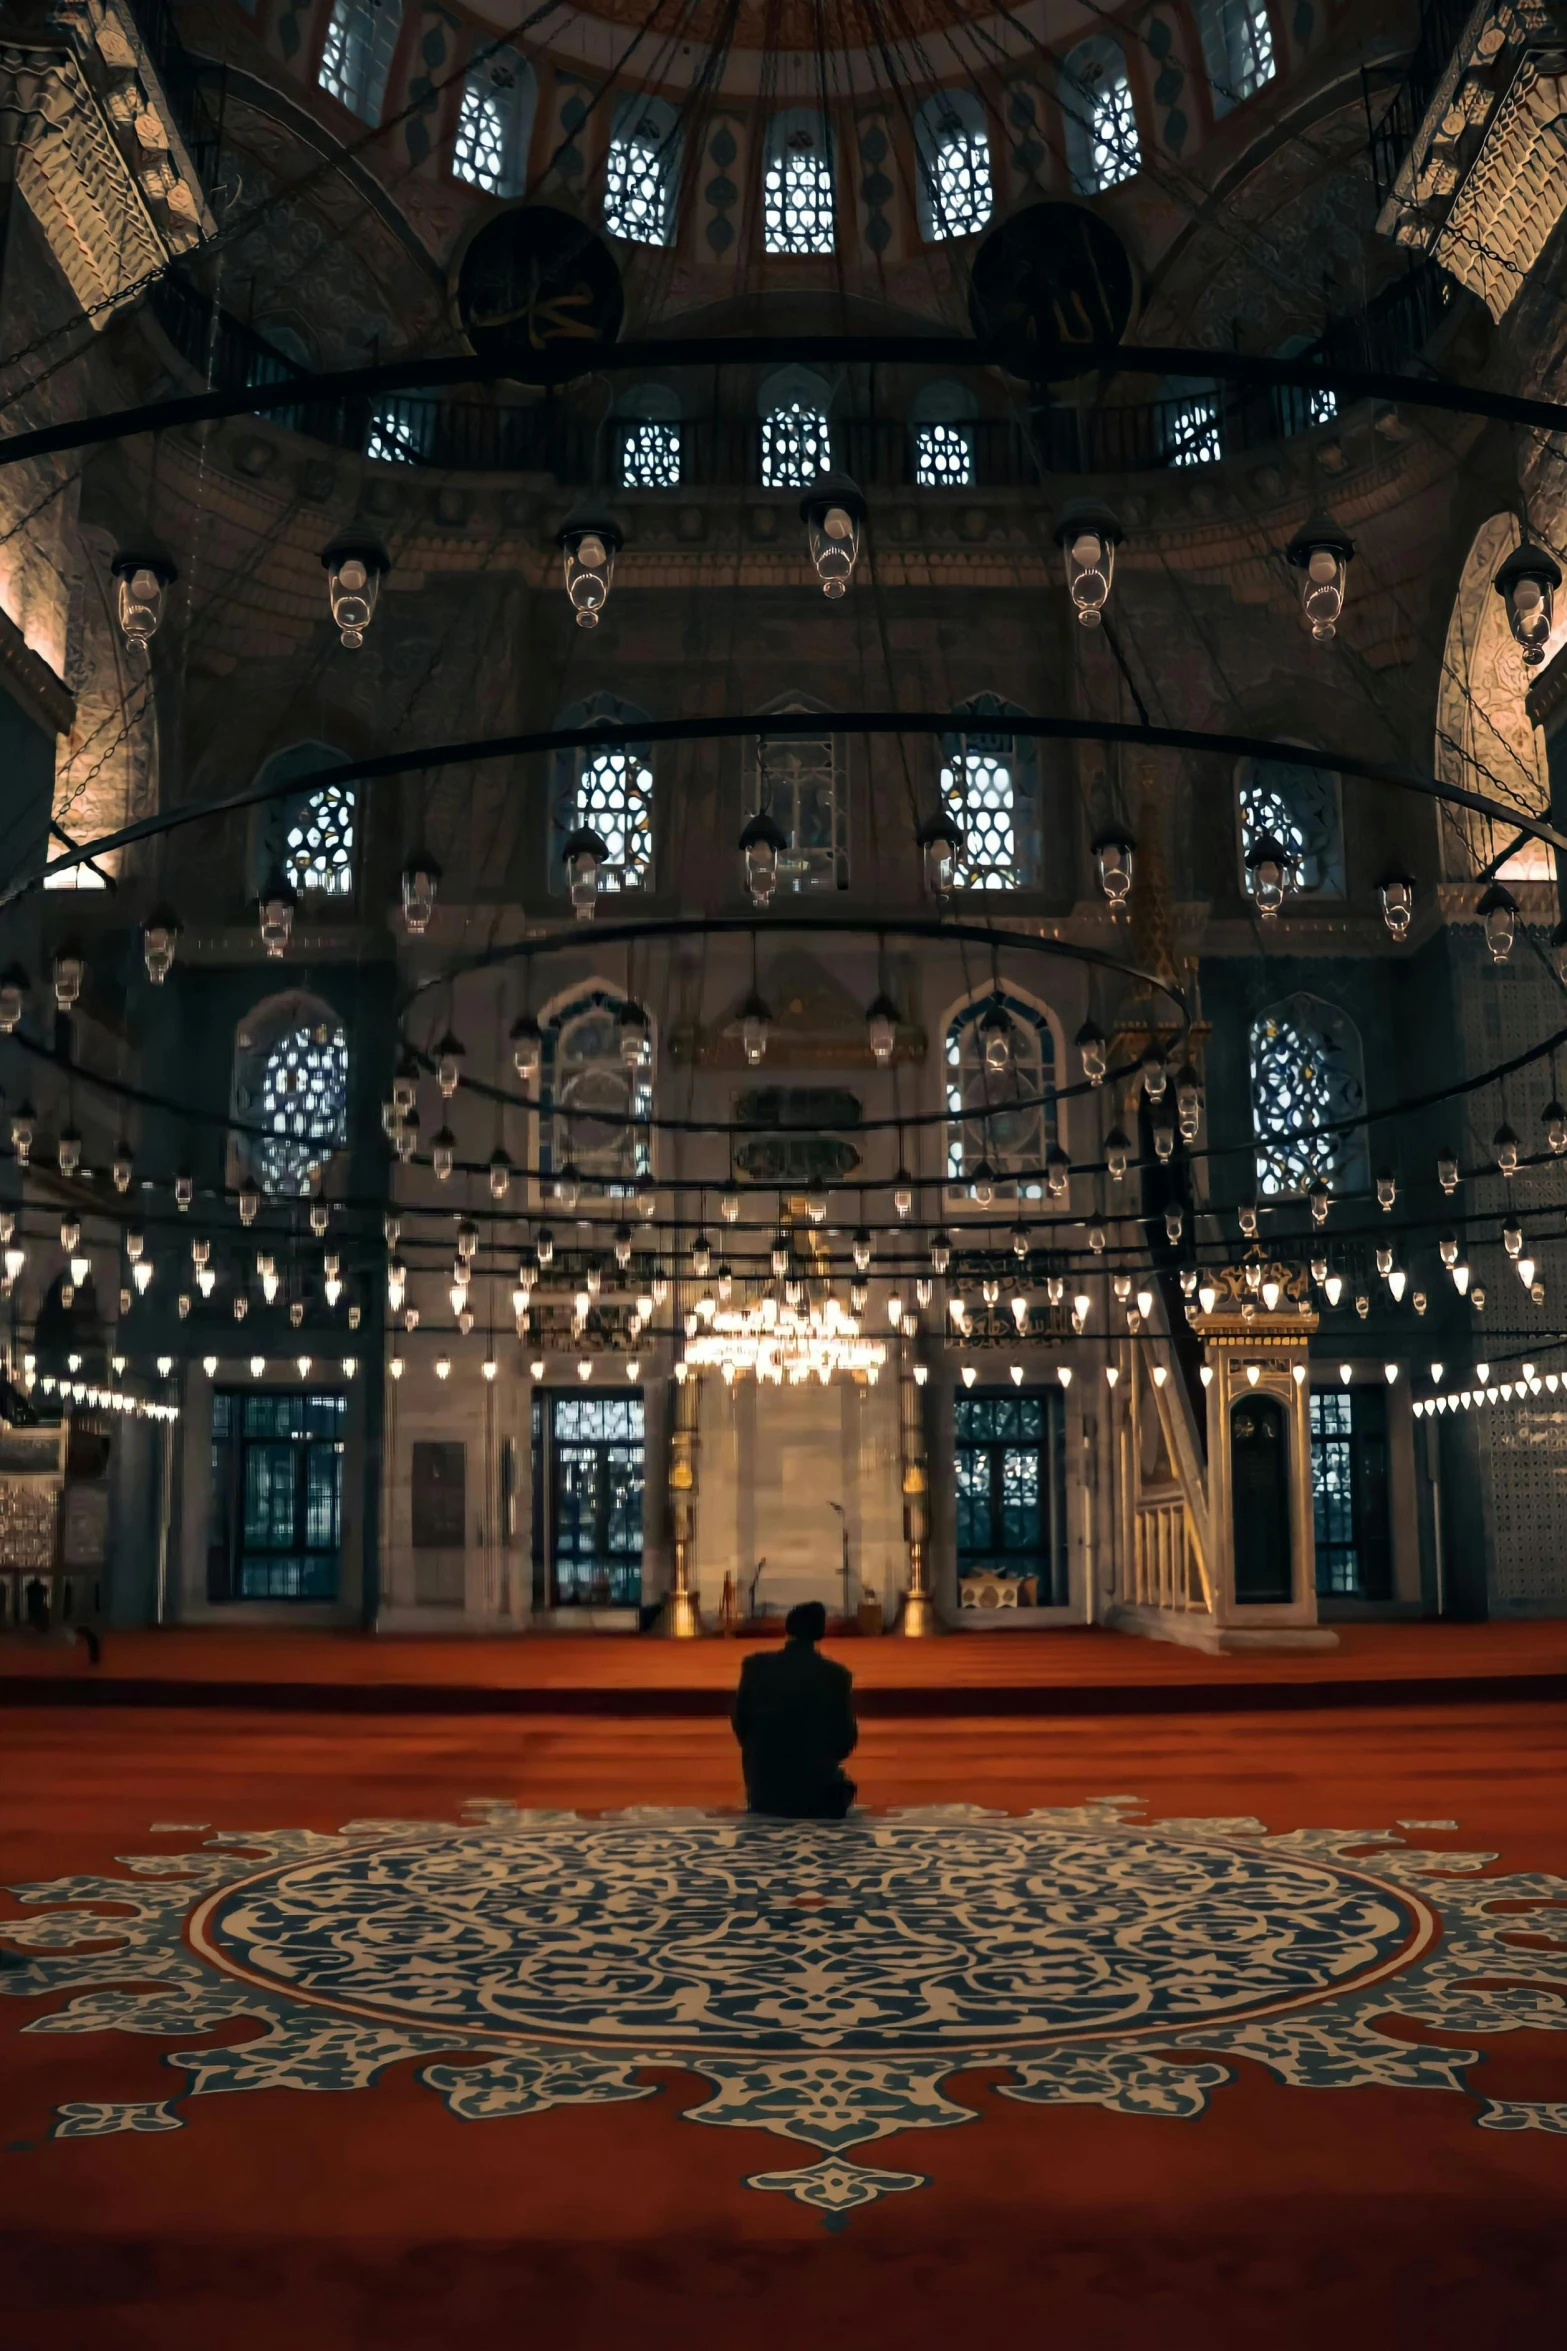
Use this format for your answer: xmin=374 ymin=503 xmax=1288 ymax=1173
xmin=732 ymin=1600 xmax=858 ymax=1819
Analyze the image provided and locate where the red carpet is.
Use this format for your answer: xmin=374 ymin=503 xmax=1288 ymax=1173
xmin=3 ymin=1690 xmax=1566 ymax=2349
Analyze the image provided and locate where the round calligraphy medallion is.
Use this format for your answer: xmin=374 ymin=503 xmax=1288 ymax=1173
xmin=456 ymin=204 xmax=624 ymax=374
xmin=969 ymin=202 xmax=1138 ymax=380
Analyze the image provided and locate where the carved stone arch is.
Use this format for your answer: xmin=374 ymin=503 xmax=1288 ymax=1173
xmin=50 ymin=520 xmax=158 ymax=887
xmin=1435 ymin=512 xmax=1561 ymax=879
xmin=1248 ymin=989 xmax=1368 ymax=1200
xmin=248 ymin=741 xmax=355 ymax=899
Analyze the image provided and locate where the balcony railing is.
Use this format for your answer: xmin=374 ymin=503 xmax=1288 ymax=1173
xmin=145 ymin=257 xmax=1455 ymax=488
xmin=1364 ymin=0 xmax=1478 ymax=211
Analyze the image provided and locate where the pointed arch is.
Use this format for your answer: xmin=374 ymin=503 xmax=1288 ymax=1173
xmin=941 ymin=980 xmax=1062 ymax=1209
xmin=1436 ymin=512 xmax=1562 ymax=879
xmin=1248 ymin=993 xmax=1367 ymax=1199
xmin=232 ymin=990 xmax=349 ymax=1198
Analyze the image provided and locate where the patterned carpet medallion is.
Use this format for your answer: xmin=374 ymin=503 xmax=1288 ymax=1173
xmin=5 ymin=1800 xmax=1567 ymax=2223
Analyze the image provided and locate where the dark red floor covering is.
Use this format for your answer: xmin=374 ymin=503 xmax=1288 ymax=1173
xmin=3 ymin=1699 xmax=1566 ymax=2350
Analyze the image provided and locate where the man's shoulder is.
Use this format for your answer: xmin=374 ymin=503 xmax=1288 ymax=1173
xmin=814 ymin=1651 xmax=853 ymax=1691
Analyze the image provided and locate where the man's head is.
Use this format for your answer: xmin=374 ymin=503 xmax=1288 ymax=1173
xmin=784 ymin=1600 xmax=828 ymax=1645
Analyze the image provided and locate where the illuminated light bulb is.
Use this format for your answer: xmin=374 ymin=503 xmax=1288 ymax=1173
xmin=1388 ymin=1269 xmax=1407 ymax=1303
xmin=894 ymin=1171 xmax=914 ymax=1219
xmin=1476 ymin=1361 xmax=1491 ymax=1387
xmin=1105 ymin=1365 xmax=1119 ymax=1388
xmin=1292 ymin=1364 xmax=1306 ymax=1386
xmin=913 ymin=1363 xmax=929 ymax=1387
xmin=1153 ymin=1365 xmax=1169 ymax=1388
xmin=961 ymin=1366 xmax=977 ymax=1389
xmin=930 ymin=1233 xmax=951 ymax=1275
xmin=481 ymin=1358 xmax=498 ymax=1383
xmin=1324 ymin=1274 xmax=1344 ymax=1307
xmin=233 ymin=1296 xmax=247 ymax=1321
xmin=530 ymin=1359 xmax=545 ymax=1380
xmin=435 ymin=1356 xmax=451 ymax=1381
xmin=1518 ymin=1256 xmax=1536 ymax=1287
xmin=866 ymin=995 xmax=899 ymax=1066
xmin=262 ymin=1270 xmax=279 ymax=1306
xmin=577 ymin=1358 xmax=593 ymax=1382
xmin=1339 ymin=1363 xmax=1353 ymax=1385
xmin=1200 ymin=1366 xmax=1214 ymax=1388
xmin=887 ymin=1294 xmax=904 ymax=1328
xmin=197 ymin=1267 xmax=216 ymax=1298
xmin=1245 ymin=1363 xmax=1261 ymax=1387
xmin=1384 ymin=1363 xmax=1398 ymax=1385
xmin=1261 ymin=1278 xmax=1281 ymax=1311
xmin=133 ymin=1261 xmax=153 ymax=1295
xmin=1009 ymin=1364 xmax=1024 ymax=1386
xmin=1074 ymin=1291 xmax=1093 ymax=1325
xmin=1198 ymin=1281 xmax=1218 ymax=1314
xmin=1452 ymin=1262 xmax=1470 ymax=1296
xmin=250 ymin=1355 xmax=265 ymax=1378
xmin=1011 ymin=1295 xmax=1028 ymax=1330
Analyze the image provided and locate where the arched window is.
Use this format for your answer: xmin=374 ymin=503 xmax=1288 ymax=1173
xmin=763 ymin=109 xmax=835 ymax=255
xmin=1273 ymin=334 xmax=1337 ymax=437
xmin=540 ymin=989 xmax=653 ymax=1203
xmin=1199 ymin=0 xmax=1276 ymax=118
xmin=913 ymin=91 xmax=993 ymax=241
xmin=759 ymin=364 xmax=832 ymax=490
xmin=911 ymin=381 xmax=977 ymax=488
xmin=604 ymin=95 xmax=681 ymax=246
xmin=365 ymin=397 xmax=432 ymax=466
xmin=945 ymin=991 xmax=1058 ymax=1206
xmin=743 ymin=693 xmax=847 ymax=890
xmin=1236 ymin=756 xmax=1344 ymax=901
xmin=318 ymin=0 xmax=402 ymax=126
xmin=252 ymin=744 xmax=356 ymax=901
xmin=618 ymin=384 xmax=682 ymax=489
xmin=940 ymin=695 xmax=1039 ymax=891
xmin=555 ymin=693 xmax=654 ymax=895
xmin=1061 ymin=38 xmax=1141 ymax=194
xmin=233 ymin=993 xmax=350 ymax=1198
xmin=1162 ymin=376 xmax=1222 ymax=466
xmin=453 ymin=47 xmax=535 ymax=198
xmin=1249 ymin=995 xmax=1367 ymax=1199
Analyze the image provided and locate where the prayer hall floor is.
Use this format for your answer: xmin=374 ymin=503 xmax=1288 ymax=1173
xmin=3 ymin=1688 xmax=1566 ymax=2348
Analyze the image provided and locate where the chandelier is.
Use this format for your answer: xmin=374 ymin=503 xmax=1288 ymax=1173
xmin=683 ymin=1296 xmax=887 ymax=1386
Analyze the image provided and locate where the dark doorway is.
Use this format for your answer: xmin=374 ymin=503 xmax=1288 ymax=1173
xmin=1231 ymin=1393 xmax=1292 ymax=1603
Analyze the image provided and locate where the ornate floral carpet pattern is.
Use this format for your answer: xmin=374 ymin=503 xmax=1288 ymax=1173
xmin=6 ymin=1796 xmax=1567 ymax=2226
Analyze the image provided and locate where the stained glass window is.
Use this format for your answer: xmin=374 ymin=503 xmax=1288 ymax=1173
xmin=1238 ymin=757 xmax=1344 ymax=897
xmin=620 ymin=420 xmax=682 ymax=488
xmin=573 ymin=747 xmax=653 ymax=890
xmin=541 ymin=992 xmax=653 ymax=1201
xmin=915 ymin=422 xmax=974 ymax=487
xmin=946 ymin=992 xmax=1057 ymax=1204
xmin=366 ymin=399 xmax=429 ymax=465
xmin=318 ymin=0 xmax=402 ymax=126
xmin=285 ymin=781 xmax=355 ymax=897
xmin=939 ymin=695 xmax=1037 ymax=891
xmin=1249 ymin=997 xmax=1366 ymax=1198
xmin=453 ymin=50 xmax=533 ymax=198
xmin=254 ymin=1020 xmax=349 ymax=1197
xmin=764 ymin=116 xmax=835 ymax=254
xmin=1199 ymin=0 xmax=1276 ymax=116
xmin=605 ymin=101 xmax=678 ymax=245
xmin=746 ymin=703 xmax=845 ymax=889
xmin=761 ymin=400 xmax=831 ymax=489
xmin=954 ymin=1389 xmax=1067 ymax=1602
xmin=1063 ymin=40 xmax=1141 ymax=193
xmin=1165 ymin=384 xmax=1222 ymax=466
xmin=929 ymin=122 xmax=993 ymax=239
